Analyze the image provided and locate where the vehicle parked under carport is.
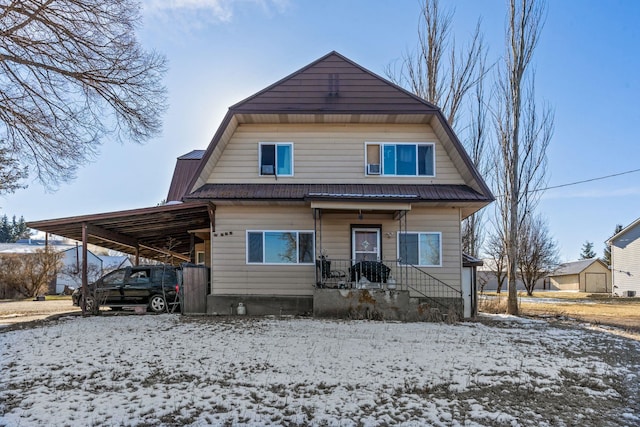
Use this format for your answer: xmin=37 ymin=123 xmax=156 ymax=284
xmin=72 ymin=265 xmax=181 ymax=313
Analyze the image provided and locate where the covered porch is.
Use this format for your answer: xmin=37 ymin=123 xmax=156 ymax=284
xmin=310 ymin=198 xmax=464 ymax=319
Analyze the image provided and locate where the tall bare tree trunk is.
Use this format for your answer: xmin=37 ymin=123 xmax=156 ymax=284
xmin=493 ymin=0 xmax=551 ymax=315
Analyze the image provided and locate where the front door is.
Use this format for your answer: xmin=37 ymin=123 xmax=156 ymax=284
xmin=352 ymin=227 xmax=381 ymax=262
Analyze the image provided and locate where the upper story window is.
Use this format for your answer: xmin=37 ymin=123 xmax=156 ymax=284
xmin=365 ymin=143 xmax=435 ymax=177
xmin=259 ymin=142 xmax=293 ymax=176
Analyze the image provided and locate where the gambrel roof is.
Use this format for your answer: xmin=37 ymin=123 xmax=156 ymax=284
xmin=229 ymin=51 xmax=440 ymax=114
xmin=187 ymin=51 xmax=494 ymax=208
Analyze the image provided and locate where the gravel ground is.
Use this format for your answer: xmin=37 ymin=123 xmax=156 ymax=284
xmin=0 ymin=299 xmax=80 ymax=326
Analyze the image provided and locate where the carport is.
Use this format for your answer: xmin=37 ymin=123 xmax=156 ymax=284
xmin=27 ymin=201 xmax=214 ymax=289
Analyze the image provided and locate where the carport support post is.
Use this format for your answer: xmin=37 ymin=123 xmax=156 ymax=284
xmin=81 ymin=222 xmax=88 ymax=315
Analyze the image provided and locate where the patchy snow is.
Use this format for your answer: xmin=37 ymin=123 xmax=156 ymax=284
xmin=1 ymin=315 xmax=639 ymax=426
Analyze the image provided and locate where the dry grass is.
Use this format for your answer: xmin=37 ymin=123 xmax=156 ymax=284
xmin=479 ymin=292 xmax=640 ymax=331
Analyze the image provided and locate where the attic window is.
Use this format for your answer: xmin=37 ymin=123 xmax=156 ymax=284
xmin=259 ymin=142 xmax=293 ymax=176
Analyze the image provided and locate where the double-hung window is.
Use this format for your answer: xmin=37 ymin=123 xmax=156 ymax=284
xmin=259 ymin=142 xmax=293 ymax=176
xmin=398 ymin=232 xmax=442 ymax=267
xmin=366 ymin=142 xmax=434 ymax=176
xmin=247 ymin=231 xmax=314 ymax=264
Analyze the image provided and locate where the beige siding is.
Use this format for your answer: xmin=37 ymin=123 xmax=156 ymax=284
xmin=211 ymin=205 xmax=462 ymax=297
xmin=550 ymin=275 xmax=579 ymax=291
xmin=211 ymin=205 xmax=316 ymax=296
xmin=206 ymin=123 xmax=465 ymax=185
xmin=580 ymin=262 xmax=610 ymax=293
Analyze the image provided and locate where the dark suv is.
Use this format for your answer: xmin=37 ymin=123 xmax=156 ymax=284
xmin=72 ymin=265 xmax=181 ymax=313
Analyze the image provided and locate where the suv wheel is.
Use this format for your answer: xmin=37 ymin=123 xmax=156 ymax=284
xmin=148 ymin=295 xmax=167 ymax=313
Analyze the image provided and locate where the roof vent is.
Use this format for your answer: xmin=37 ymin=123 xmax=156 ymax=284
xmin=328 ymin=73 xmax=340 ymax=97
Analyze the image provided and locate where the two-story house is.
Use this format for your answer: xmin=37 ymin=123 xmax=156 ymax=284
xmin=28 ymin=52 xmax=493 ymax=320
xmin=177 ymin=52 xmax=493 ymax=319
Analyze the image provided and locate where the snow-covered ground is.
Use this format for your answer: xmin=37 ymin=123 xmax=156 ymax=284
xmin=1 ymin=314 xmax=639 ymax=426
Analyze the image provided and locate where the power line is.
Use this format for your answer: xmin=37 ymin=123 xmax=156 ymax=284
xmin=534 ymin=167 xmax=640 ymax=193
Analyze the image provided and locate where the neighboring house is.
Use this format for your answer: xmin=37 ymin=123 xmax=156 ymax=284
xmin=607 ymin=217 xmax=640 ymax=297
xmin=56 ymin=246 xmax=103 ymax=294
xmin=547 ymin=259 xmax=611 ymax=293
xmin=27 ymin=52 xmax=493 ymax=320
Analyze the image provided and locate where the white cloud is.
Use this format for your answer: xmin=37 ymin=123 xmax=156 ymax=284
xmin=142 ymin=0 xmax=289 ymax=26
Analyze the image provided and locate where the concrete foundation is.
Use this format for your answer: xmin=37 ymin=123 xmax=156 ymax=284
xmin=314 ymin=288 xmax=409 ymax=320
xmin=203 ymin=291 xmax=463 ymax=322
xmin=207 ymin=294 xmax=313 ymax=316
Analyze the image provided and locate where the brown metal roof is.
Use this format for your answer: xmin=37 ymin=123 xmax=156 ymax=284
xmin=26 ymin=202 xmax=213 ymax=263
xmin=187 ymin=52 xmax=494 ymax=203
xmin=185 ymin=183 xmax=490 ymax=203
xmin=166 ymin=150 xmax=205 ymax=202
xmin=230 ymin=51 xmax=439 ymax=114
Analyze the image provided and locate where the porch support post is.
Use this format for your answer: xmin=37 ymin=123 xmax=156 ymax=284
xmin=313 ymin=208 xmax=322 ymax=286
xmin=81 ymin=222 xmax=88 ymax=315
xmin=190 ymin=233 xmax=195 ymax=263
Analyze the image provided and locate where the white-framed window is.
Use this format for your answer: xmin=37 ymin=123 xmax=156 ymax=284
xmin=259 ymin=142 xmax=293 ymax=176
xmin=246 ymin=230 xmax=314 ymax=264
xmin=365 ymin=142 xmax=435 ymax=177
xmin=196 ymin=251 xmax=205 ymax=265
xmin=398 ymin=232 xmax=442 ymax=267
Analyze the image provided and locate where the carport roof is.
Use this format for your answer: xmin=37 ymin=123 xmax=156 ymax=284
xmin=26 ymin=202 xmax=213 ymax=263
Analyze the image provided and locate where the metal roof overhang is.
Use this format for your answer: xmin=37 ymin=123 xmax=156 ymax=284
xmin=26 ymin=202 xmax=214 ymax=263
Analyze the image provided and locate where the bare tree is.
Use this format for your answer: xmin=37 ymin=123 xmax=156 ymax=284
xmin=518 ymin=214 xmax=558 ymax=296
xmin=462 ymin=59 xmax=490 ymax=257
xmin=0 ymin=0 xmax=167 ymax=189
xmin=492 ymin=0 xmax=553 ymax=314
xmin=385 ymin=0 xmax=486 ymax=130
xmin=0 ymin=248 xmax=62 ymax=297
xmin=386 ymin=0 xmax=489 ymax=256
xmin=0 ymin=147 xmax=27 ymax=195
xmin=486 ymin=227 xmax=507 ymax=294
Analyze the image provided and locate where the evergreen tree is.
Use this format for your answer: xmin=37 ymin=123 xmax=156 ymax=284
xmin=579 ymin=241 xmax=596 ymax=259
xmin=12 ymin=216 xmax=30 ymax=241
xmin=603 ymin=224 xmax=624 ymax=267
xmin=0 ymin=214 xmax=31 ymax=243
xmin=0 ymin=215 xmax=10 ymax=243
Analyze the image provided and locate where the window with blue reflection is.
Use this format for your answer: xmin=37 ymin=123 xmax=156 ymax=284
xmin=247 ymin=231 xmax=314 ymax=264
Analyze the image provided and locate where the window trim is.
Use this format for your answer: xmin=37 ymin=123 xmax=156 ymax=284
xmin=258 ymin=142 xmax=294 ymax=177
xmin=196 ymin=251 xmax=206 ymax=265
xmin=365 ymin=142 xmax=435 ymax=177
xmin=397 ymin=231 xmax=442 ymax=267
xmin=246 ymin=230 xmax=315 ymax=265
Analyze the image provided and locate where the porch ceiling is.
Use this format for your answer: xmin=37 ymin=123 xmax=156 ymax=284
xmin=27 ymin=202 xmax=213 ymax=263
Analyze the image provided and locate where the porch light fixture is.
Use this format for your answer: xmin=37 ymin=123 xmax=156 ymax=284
xmin=358 ymin=209 xmax=363 ymax=220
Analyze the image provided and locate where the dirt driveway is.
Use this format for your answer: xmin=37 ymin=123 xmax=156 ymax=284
xmin=0 ymin=298 xmax=80 ymax=326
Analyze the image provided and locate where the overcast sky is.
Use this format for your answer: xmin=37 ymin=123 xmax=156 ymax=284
xmin=2 ymin=0 xmax=639 ymax=262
